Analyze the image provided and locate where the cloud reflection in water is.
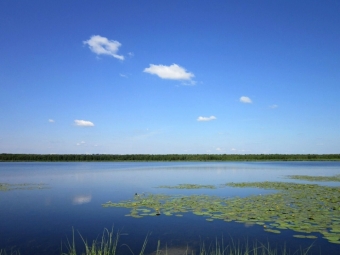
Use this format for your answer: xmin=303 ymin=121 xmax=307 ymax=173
xmin=73 ymin=195 xmax=92 ymax=205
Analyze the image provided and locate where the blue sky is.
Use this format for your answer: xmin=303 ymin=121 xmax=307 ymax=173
xmin=1 ymin=0 xmax=339 ymax=154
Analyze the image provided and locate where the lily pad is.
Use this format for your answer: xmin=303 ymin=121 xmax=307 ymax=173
xmin=103 ymin=176 xmax=340 ymax=244
xmin=156 ymin=184 xmax=216 ymax=189
xmin=0 ymin=182 xmax=49 ymax=191
xmin=264 ymin=229 xmax=281 ymax=234
xmin=285 ymin=174 xmax=340 ymax=182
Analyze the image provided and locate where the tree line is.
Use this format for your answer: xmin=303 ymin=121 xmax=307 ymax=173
xmin=1 ymin=153 xmax=340 ymax=162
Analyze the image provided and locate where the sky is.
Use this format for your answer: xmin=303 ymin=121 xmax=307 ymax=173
xmin=1 ymin=0 xmax=340 ymax=155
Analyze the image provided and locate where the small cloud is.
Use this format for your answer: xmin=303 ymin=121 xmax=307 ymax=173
xmin=76 ymin=141 xmax=86 ymax=146
xmin=120 ymin=73 xmax=128 ymax=78
xmin=144 ymin=64 xmax=194 ymax=81
xmin=231 ymin=148 xmax=237 ymax=151
xmin=269 ymin=104 xmax=278 ymax=109
xmin=197 ymin=116 xmax=216 ymax=122
xmin=83 ymin=35 xmax=124 ymax=60
xmin=48 ymin=119 xmax=55 ymax=123
xmin=216 ymin=147 xmax=222 ymax=151
xmin=128 ymin=52 xmax=134 ymax=57
xmin=240 ymin=96 xmax=252 ymax=103
xmin=74 ymin=120 xmax=94 ymax=127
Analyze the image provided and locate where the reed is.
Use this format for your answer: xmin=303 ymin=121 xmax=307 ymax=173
xmin=60 ymin=228 xmax=315 ymax=255
xmin=0 ymin=250 xmax=20 ymax=255
xmin=61 ymin=227 xmax=120 ymax=255
xmin=198 ymin=238 xmax=314 ymax=255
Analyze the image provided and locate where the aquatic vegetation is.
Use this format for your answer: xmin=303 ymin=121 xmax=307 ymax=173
xmin=0 ymin=183 xmax=49 ymax=191
xmin=285 ymin=174 xmax=340 ymax=182
xmin=156 ymin=184 xmax=216 ymax=189
xmin=0 ymin=183 xmax=8 ymax=191
xmin=103 ymin=178 xmax=340 ymax=245
xmin=224 ymin=181 xmax=340 ymax=244
xmin=293 ymin=235 xmax=317 ymax=239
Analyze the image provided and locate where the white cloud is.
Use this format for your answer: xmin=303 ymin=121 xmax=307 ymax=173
xmin=128 ymin=52 xmax=134 ymax=57
xmin=120 ymin=73 xmax=128 ymax=78
xmin=76 ymin=141 xmax=86 ymax=146
xmin=269 ymin=104 xmax=278 ymax=109
xmin=240 ymin=96 xmax=252 ymax=103
xmin=83 ymin=35 xmax=124 ymax=60
xmin=74 ymin=120 xmax=94 ymax=127
xmin=144 ymin=64 xmax=194 ymax=80
xmin=48 ymin=119 xmax=55 ymax=123
xmin=197 ymin=116 xmax=216 ymax=122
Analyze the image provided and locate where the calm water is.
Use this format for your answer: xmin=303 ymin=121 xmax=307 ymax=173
xmin=0 ymin=162 xmax=340 ymax=254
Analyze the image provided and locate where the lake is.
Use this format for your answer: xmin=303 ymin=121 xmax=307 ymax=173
xmin=0 ymin=161 xmax=340 ymax=255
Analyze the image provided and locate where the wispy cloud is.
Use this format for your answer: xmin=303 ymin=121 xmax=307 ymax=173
xmin=74 ymin=120 xmax=94 ymax=127
xmin=48 ymin=119 xmax=55 ymax=123
xmin=197 ymin=116 xmax=216 ymax=122
xmin=120 ymin=73 xmax=128 ymax=78
xmin=76 ymin=141 xmax=86 ymax=146
xmin=182 ymin=80 xmax=197 ymax=86
xmin=129 ymin=128 xmax=161 ymax=140
xmin=231 ymin=148 xmax=248 ymax=153
xmin=240 ymin=96 xmax=252 ymax=103
xmin=269 ymin=104 xmax=278 ymax=109
xmin=144 ymin=64 xmax=194 ymax=81
xmin=83 ymin=35 xmax=124 ymax=60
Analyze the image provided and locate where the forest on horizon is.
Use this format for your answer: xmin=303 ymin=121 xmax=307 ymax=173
xmin=1 ymin=153 xmax=340 ymax=162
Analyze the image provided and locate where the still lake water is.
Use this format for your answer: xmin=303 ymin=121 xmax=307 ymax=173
xmin=0 ymin=161 xmax=340 ymax=254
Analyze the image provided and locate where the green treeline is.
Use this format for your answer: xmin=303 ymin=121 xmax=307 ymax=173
xmin=1 ymin=153 xmax=340 ymax=162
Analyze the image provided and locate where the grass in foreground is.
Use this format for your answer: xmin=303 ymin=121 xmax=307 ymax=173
xmin=60 ymin=228 xmax=315 ymax=255
xmin=0 ymin=250 xmax=20 ymax=255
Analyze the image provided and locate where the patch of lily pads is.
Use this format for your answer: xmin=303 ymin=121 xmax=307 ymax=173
xmin=103 ymin=175 xmax=340 ymax=245
xmin=285 ymin=174 xmax=340 ymax=182
xmin=0 ymin=183 xmax=49 ymax=191
xmin=156 ymin=184 xmax=216 ymax=189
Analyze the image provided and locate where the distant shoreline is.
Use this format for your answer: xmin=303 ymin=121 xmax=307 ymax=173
xmin=1 ymin=153 xmax=340 ymax=162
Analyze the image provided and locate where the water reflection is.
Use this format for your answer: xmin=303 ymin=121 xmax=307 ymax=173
xmin=73 ymin=195 xmax=92 ymax=205
xmin=0 ymin=161 xmax=339 ymax=254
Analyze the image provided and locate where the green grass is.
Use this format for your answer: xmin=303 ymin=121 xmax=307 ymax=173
xmin=59 ymin=228 xmax=315 ymax=255
xmin=197 ymin=238 xmax=314 ymax=255
xmin=0 ymin=250 xmax=20 ymax=255
xmin=61 ymin=227 xmax=120 ymax=255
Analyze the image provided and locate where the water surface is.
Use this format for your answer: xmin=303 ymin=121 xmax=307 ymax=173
xmin=0 ymin=162 xmax=339 ymax=254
